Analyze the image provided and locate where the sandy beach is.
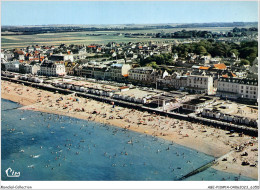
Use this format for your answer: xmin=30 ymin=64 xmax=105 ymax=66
xmin=1 ymin=80 xmax=258 ymax=179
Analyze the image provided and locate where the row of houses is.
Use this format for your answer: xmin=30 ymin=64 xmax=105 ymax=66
xmin=1 ymin=41 xmax=174 ymax=64
xmin=202 ymin=108 xmax=257 ymax=127
xmin=1 ymin=45 xmax=85 ymax=63
xmin=52 ymin=82 xmax=148 ymax=104
xmin=2 ymin=61 xmax=66 ymax=77
xmin=2 ymin=59 xmax=258 ymax=101
xmin=158 ymin=74 xmax=257 ymax=100
xmin=217 ymin=78 xmax=258 ymax=100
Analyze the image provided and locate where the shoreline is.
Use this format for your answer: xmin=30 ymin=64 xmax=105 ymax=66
xmin=1 ymin=80 xmax=258 ymax=179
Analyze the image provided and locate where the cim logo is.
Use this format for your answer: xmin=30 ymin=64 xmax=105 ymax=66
xmin=5 ymin=167 xmax=20 ymax=177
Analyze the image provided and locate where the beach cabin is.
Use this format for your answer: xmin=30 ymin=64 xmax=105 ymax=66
xmin=79 ymin=87 xmax=85 ymax=92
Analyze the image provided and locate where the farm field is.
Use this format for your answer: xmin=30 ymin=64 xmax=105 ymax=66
xmin=1 ymin=27 xmax=237 ymax=49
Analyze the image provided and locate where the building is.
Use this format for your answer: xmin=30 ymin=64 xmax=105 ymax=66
xmin=65 ymin=62 xmax=77 ymax=76
xmin=19 ymin=63 xmax=40 ymax=74
xmin=128 ymin=67 xmax=154 ymax=83
xmin=217 ymin=78 xmax=240 ymax=99
xmin=212 ymin=63 xmax=227 ymax=70
xmin=186 ymin=74 xmax=214 ymax=95
xmin=34 ymin=45 xmax=41 ymax=51
xmin=148 ymin=70 xmax=169 ymax=85
xmin=50 ymin=53 xmax=74 ymax=62
xmin=78 ymin=64 xmax=109 ymax=79
xmin=79 ymin=65 xmax=93 ymax=78
xmin=217 ymin=77 xmax=258 ymax=100
xmin=27 ymin=46 xmax=34 ymax=52
xmin=1 ymin=52 xmax=7 ymax=63
xmin=239 ymin=79 xmax=258 ymax=100
xmin=157 ymin=73 xmax=187 ymax=90
xmin=14 ymin=50 xmax=25 ymax=61
xmin=2 ymin=51 xmax=14 ymax=62
xmin=109 ymin=63 xmax=132 ymax=81
xmin=2 ymin=61 xmax=20 ymax=72
xmin=93 ymin=65 xmax=109 ymax=80
xmin=202 ymin=103 xmax=258 ymax=127
xmin=182 ymin=96 xmax=216 ymax=113
xmin=38 ymin=61 xmax=66 ymax=76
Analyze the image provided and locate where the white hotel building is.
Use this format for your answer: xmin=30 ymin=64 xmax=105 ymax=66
xmin=38 ymin=61 xmax=66 ymax=77
xmin=186 ymin=74 xmax=214 ymax=95
xmin=128 ymin=67 xmax=154 ymax=82
xmin=217 ymin=77 xmax=258 ymax=100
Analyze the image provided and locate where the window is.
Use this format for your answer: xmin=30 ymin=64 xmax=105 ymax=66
xmin=241 ymin=90 xmax=243 ymax=93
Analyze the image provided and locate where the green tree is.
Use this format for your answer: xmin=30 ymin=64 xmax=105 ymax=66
xmin=197 ymin=46 xmax=207 ymax=55
xmin=210 ymin=43 xmax=230 ymax=57
xmin=166 ymin=58 xmax=175 ymax=65
xmin=239 ymin=59 xmax=250 ymax=66
xmin=155 ymin=55 xmax=165 ymax=65
xmin=230 ymin=49 xmax=239 ymax=57
xmin=146 ymin=61 xmax=159 ymax=69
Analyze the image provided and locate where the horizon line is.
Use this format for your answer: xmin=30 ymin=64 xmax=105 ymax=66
xmin=2 ymin=21 xmax=259 ymax=27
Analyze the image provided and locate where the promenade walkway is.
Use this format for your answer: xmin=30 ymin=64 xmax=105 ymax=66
xmin=2 ymin=76 xmax=258 ymax=136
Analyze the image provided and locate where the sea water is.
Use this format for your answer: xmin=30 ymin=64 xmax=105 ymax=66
xmin=1 ymin=99 xmax=254 ymax=181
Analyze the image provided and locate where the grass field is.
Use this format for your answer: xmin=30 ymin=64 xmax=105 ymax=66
xmin=1 ymin=27 xmax=236 ymax=49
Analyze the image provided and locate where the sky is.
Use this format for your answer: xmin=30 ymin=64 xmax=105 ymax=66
xmin=1 ymin=1 xmax=258 ymax=26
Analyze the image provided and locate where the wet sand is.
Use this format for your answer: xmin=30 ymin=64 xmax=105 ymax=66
xmin=1 ymin=80 xmax=258 ymax=179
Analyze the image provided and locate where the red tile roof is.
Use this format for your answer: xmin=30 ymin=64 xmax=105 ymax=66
xmin=16 ymin=50 xmax=24 ymax=55
xmin=119 ymin=86 xmax=129 ymax=89
xmin=199 ymin=66 xmax=210 ymax=70
xmin=213 ymin=63 xmax=226 ymax=70
xmin=29 ymin=58 xmax=39 ymax=61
